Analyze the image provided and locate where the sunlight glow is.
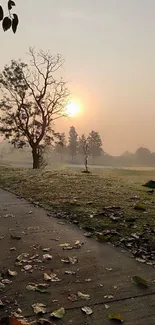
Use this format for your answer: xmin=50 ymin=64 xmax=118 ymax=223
xmin=66 ymin=101 xmax=81 ymax=117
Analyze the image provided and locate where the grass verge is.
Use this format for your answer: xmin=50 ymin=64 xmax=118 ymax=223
xmin=0 ymin=167 xmax=155 ymax=264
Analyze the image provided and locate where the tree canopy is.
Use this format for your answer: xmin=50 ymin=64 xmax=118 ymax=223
xmin=0 ymin=48 xmax=69 ymax=168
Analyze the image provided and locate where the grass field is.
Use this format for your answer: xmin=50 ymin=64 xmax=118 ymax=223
xmin=0 ymin=167 xmax=155 ymax=264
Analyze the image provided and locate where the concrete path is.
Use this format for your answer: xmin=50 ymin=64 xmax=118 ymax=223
xmin=0 ymin=188 xmax=154 ymax=324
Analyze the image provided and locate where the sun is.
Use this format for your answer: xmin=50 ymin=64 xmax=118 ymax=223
xmin=66 ymin=101 xmax=80 ymax=117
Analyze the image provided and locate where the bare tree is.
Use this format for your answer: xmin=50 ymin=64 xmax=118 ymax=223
xmin=0 ymin=48 xmax=69 ymax=169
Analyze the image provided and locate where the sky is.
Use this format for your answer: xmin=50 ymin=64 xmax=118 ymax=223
xmin=0 ymin=0 xmax=155 ymax=155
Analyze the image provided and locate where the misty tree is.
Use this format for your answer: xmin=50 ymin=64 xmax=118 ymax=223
xmin=0 ymin=48 xmax=69 ymax=169
xmin=68 ymin=126 xmax=78 ymax=161
xmin=55 ymin=132 xmax=67 ymax=160
xmin=88 ymin=130 xmax=103 ymax=163
xmin=78 ymin=134 xmax=90 ymax=172
xmin=0 ymin=1 xmax=19 ymax=33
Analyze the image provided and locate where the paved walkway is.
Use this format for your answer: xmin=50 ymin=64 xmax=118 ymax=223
xmin=0 ymin=189 xmax=155 ymax=324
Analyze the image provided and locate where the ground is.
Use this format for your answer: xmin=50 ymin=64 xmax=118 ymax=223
xmin=0 ymin=167 xmax=154 ymax=264
xmin=0 ymin=188 xmax=155 ymax=325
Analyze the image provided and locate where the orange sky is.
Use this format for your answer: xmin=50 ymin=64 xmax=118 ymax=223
xmin=1 ymin=0 xmax=155 ymax=155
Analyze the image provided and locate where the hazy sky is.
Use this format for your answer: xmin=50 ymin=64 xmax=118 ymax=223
xmin=1 ymin=0 xmax=155 ymax=155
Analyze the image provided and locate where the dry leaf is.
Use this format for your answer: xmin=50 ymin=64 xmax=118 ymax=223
xmin=44 ymin=273 xmax=51 ymax=281
xmin=2 ymin=279 xmax=12 ymax=284
xmin=24 ymin=265 xmax=32 ymax=271
xmin=11 ymin=234 xmax=21 ymax=240
xmin=104 ymin=304 xmax=110 ymax=309
xmin=8 ymin=269 xmax=17 ymax=277
xmin=104 ymin=295 xmax=114 ymax=299
xmin=68 ymin=294 xmax=78 ymax=302
xmin=69 ymin=257 xmax=78 ymax=264
xmin=0 ymin=299 xmax=4 ymax=307
xmin=61 ymin=258 xmax=70 ymax=264
xmin=32 ymin=303 xmax=47 ymax=314
xmin=43 ymin=254 xmax=52 ymax=260
xmin=50 ymin=274 xmax=61 ymax=282
xmin=59 ymin=243 xmax=70 ymax=247
xmin=65 ymin=271 xmax=76 ymax=275
xmin=10 ymin=247 xmax=16 ymax=251
xmin=26 ymin=284 xmax=36 ymax=291
xmin=78 ymin=292 xmax=90 ymax=300
xmin=81 ymin=306 xmax=93 ymax=315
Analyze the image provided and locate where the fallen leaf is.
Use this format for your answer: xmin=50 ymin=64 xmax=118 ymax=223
xmin=108 ymin=314 xmax=123 ymax=323
xmin=11 ymin=234 xmax=21 ymax=240
xmin=104 ymin=295 xmax=114 ymax=299
xmin=68 ymin=293 xmax=78 ymax=302
xmin=16 ymin=253 xmax=29 ymax=262
xmin=65 ymin=271 xmax=76 ymax=275
xmin=10 ymin=247 xmax=16 ymax=251
xmin=0 ymin=299 xmax=4 ymax=307
xmin=43 ymin=254 xmax=52 ymax=260
xmin=15 ymin=262 xmax=23 ymax=267
xmin=2 ymin=317 xmax=25 ymax=325
xmin=84 ymin=232 xmax=92 ymax=238
xmin=23 ymin=265 xmax=32 ymax=271
xmin=136 ymin=258 xmax=146 ymax=263
xmin=105 ymin=304 xmax=110 ymax=309
xmin=61 ymin=258 xmax=70 ymax=264
xmin=59 ymin=243 xmax=70 ymax=247
xmin=12 ymin=313 xmax=23 ymax=319
xmin=132 ymin=276 xmax=149 ymax=288
xmin=81 ymin=306 xmax=93 ymax=315
xmin=26 ymin=284 xmax=36 ymax=291
xmin=8 ymin=269 xmax=17 ymax=277
xmin=27 ymin=284 xmax=48 ymax=293
xmin=0 ymin=282 xmax=5 ymax=290
xmin=50 ymin=274 xmax=61 ymax=282
xmin=32 ymin=303 xmax=47 ymax=314
xmin=30 ymin=254 xmax=39 ymax=260
xmin=78 ymin=292 xmax=90 ymax=300
xmin=69 ymin=257 xmax=78 ymax=265
xmin=2 ymin=279 xmax=12 ymax=284
xmin=50 ymin=307 xmax=65 ymax=319
xmin=44 ymin=273 xmax=52 ymax=281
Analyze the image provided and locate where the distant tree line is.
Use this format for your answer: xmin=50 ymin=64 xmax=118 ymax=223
xmin=55 ymin=126 xmax=103 ymax=168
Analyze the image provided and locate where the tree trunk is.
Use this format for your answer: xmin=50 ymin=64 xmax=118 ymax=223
xmin=32 ymin=147 xmax=40 ymax=169
xmin=85 ymin=155 xmax=88 ymax=172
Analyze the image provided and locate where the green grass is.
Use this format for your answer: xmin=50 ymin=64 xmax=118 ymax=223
xmin=0 ymin=167 xmax=155 ymax=261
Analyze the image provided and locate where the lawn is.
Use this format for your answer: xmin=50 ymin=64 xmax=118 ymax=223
xmin=0 ymin=167 xmax=155 ymax=264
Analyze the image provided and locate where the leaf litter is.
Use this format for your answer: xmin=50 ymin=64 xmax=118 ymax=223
xmin=32 ymin=303 xmax=47 ymax=314
xmin=77 ymin=292 xmax=90 ymax=300
xmin=132 ymin=276 xmax=149 ymax=288
xmin=108 ymin=314 xmax=124 ymax=323
xmin=8 ymin=269 xmax=17 ymax=277
xmin=81 ymin=306 xmax=93 ymax=315
xmin=50 ymin=307 xmax=65 ymax=319
xmin=27 ymin=283 xmax=49 ymax=293
xmin=43 ymin=254 xmax=53 ymax=260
